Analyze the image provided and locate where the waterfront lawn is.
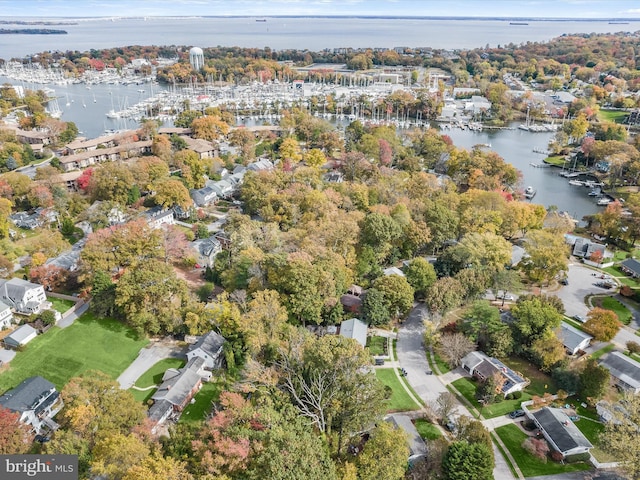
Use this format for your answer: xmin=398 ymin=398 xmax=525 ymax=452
xmin=544 ymin=155 xmax=567 ymax=167
xmin=48 ymin=297 xmax=75 ymax=314
xmin=375 ymin=368 xmax=421 ymax=412
xmin=415 ymin=419 xmax=442 ymax=440
xmin=366 ymin=336 xmax=387 ymax=356
xmin=0 ymin=312 xmax=148 ymax=392
xmin=495 ymin=424 xmax=592 ymax=477
xmin=179 ymin=382 xmax=222 ymax=424
xmin=599 ymin=297 xmax=632 ymax=324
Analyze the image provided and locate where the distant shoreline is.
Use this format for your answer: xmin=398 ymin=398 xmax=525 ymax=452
xmin=0 ymin=29 xmax=68 ymax=34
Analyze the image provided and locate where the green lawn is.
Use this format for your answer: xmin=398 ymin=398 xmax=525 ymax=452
xmin=574 ymin=417 xmax=604 ymax=445
xmin=502 ymin=357 xmax=557 ymax=396
xmin=375 ymin=368 xmax=421 ymax=412
xmin=495 ymin=424 xmax=592 ymax=477
xmin=599 ymin=297 xmax=632 ymax=325
xmin=0 ymin=312 xmax=148 ymax=392
xmin=598 ymin=109 xmax=628 ymax=124
xmin=414 ymin=419 xmax=442 ymax=440
xmin=179 ymin=382 xmax=222 ymax=424
xmin=544 ymin=155 xmax=567 ymax=167
xmin=134 ymin=358 xmax=186 ymax=388
xmin=48 ymin=297 xmax=75 ymax=314
xmin=366 ymin=336 xmax=387 ymax=356
xmin=563 ymin=316 xmax=586 ymax=330
xmin=602 ymin=265 xmax=640 ymax=287
xmin=432 ymin=351 xmax=451 ymax=374
xmin=451 ymin=377 xmax=532 ymax=418
xmin=129 ymin=386 xmax=156 ymax=404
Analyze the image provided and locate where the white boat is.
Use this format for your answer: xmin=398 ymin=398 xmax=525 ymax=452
xmin=588 ymin=189 xmax=601 ymax=196
xmin=568 ymin=180 xmax=584 ymax=186
xmin=106 ymin=109 xmax=121 ymax=119
xmin=597 ymin=197 xmax=613 ymax=206
xmin=524 ymin=186 xmax=536 ymax=199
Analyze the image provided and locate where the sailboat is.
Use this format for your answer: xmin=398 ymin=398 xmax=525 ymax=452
xmin=93 ymin=93 xmax=97 ymax=103
xmin=82 ymin=97 xmax=87 ymax=108
xmin=65 ymin=94 xmax=70 ymax=107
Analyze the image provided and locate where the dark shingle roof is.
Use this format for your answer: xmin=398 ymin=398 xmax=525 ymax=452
xmin=621 ymin=258 xmax=640 ymax=276
xmin=189 ymin=331 xmax=225 ymax=357
xmin=0 ymin=376 xmax=55 ymax=413
xmin=533 ymin=407 xmax=592 ymax=453
xmin=600 ymin=351 xmax=640 ymax=391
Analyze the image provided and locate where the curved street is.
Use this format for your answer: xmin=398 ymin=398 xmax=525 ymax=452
xmin=396 ymin=304 xmax=519 ymax=480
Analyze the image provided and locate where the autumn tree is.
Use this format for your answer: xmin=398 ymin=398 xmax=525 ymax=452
xmin=511 ymin=296 xmax=563 ymax=348
xmin=404 ymin=257 xmax=437 ymax=300
xmin=579 ymin=358 xmax=610 ymax=405
xmin=530 ymin=336 xmax=566 ymax=372
xmin=91 ymin=432 xmax=150 ymax=480
xmin=122 ymin=454 xmax=193 ymax=480
xmin=426 ymin=276 xmax=464 ymax=314
xmin=438 ymin=333 xmax=476 ymax=368
xmin=361 ymin=288 xmax=389 ymax=327
xmin=153 ymin=177 xmax=192 ymax=209
xmin=521 ymin=229 xmax=569 ymax=286
xmin=356 ymin=422 xmax=408 ymax=480
xmin=463 ymin=301 xmax=514 ymax=358
xmin=433 ymin=391 xmax=458 ymax=421
xmin=0 ymin=407 xmax=30 ymax=454
xmin=583 ymin=307 xmax=621 ymax=341
xmin=599 ymin=392 xmax=640 ymax=479
xmin=191 ymin=114 xmax=230 ymax=141
xmin=88 ymin=162 xmax=136 ymax=205
xmin=372 ymin=274 xmax=415 ymax=317
xmin=29 ymin=264 xmax=68 ymax=291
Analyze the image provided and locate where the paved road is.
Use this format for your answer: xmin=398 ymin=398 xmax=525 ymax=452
xmin=116 ymin=341 xmax=186 ymax=389
xmin=396 ymin=304 xmax=517 ymax=480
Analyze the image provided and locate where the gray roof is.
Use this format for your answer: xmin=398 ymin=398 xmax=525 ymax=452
xmin=600 ymin=351 xmax=640 ymax=391
xmin=0 ymin=376 xmax=55 ymax=413
xmin=148 ymin=398 xmax=173 ymax=422
xmin=0 ymin=300 xmax=10 ymax=313
xmin=558 ymin=322 xmax=592 ymax=352
xmin=193 ymin=237 xmax=222 ymax=257
xmin=5 ymin=324 xmax=37 ymax=345
xmin=386 ymin=414 xmax=427 ymax=459
xmin=340 ymin=318 xmax=368 ymax=348
xmin=621 ymin=258 xmax=640 ymax=276
xmin=461 ymin=351 xmax=486 ymax=371
xmin=189 ymin=331 xmax=225 ymax=358
xmin=0 ymin=278 xmax=42 ymax=303
xmin=533 ymin=407 xmax=593 ymax=453
xmin=151 ymin=357 xmax=204 ymax=407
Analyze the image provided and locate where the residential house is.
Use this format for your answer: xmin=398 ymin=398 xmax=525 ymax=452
xmin=0 ymin=300 xmax=13 ymax=329
xmin=386 ymin=414 xmax=428 ymax=463
xmin=3 ymin=324 xmax=37 ymax=349
xmin=0 ymin=376 xmax=63 ymax=434
xmin=339 ymin=318 xmax=368 ymax=348
xmin=572 ymin=237 xmax=611 ymax=262
xmin=557 ymin=322 xmax=592 ymax=356
xmin=206 ymin=179 xmax=235 ymax=199
xmin=620 ymin=258 xmax=640 ymax=279
xmin=144 ymin=206 xmax=175 ymax=229
xmin=529 ymin=407 xmax=593 ymax=458
xmin=191 ymin=186 xmax=218 ymax=207
xmin=59 ymin=139 xmax=152 ymax=172
xmin=172 ymin=205 xmax=191 ymax=220
xmin=45 ymin=238 xmax=86 ymax=272
xmin=148 ymin=356 xmax=206 ymax=430
xmin=64 ymin=130 xmax=137 ymax=154
xmin=10 ymin=211 xmax=43 ymax=230
xmin=179 ymin=135 xmax=217 ymax=159
xmin=0 ymin=278 xmax=51 ymax=314
xmin=186 ymin=331 xmax=226 ymax=369
xmin=247 ymin=158 xmax=274 ymax=172
xmin=461 ymin=351 xmax=529 ymax=396
xmin=340 ymin=284 xmax=364 ymax=314
xmin=599 ymin=351 xmax=640 ymax=394
xmin=191 ymin=236 xmax=222 ymax=268
xmin=383 ymin=266 xmax=405 ymax=277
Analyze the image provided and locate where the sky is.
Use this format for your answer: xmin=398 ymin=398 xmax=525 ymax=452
xmin=0 ymin=0 xmax=640 ymax=19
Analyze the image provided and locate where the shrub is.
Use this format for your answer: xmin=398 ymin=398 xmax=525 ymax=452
xmin=522 ymin=437 xmax=550 ymax=462
xmin=512 ymin=391 xmax=522 ymax=399
xmin=550 ymin=451 xmax=564 ymax=462
xmin=620 ymin=285 xmax=634 ymax=297
xmin=505 ymin=393 xmax=514 ymax=400
xmin=565 ymin=452 xmax=590 ymax=464
xmin=627 ymin=341 xmax=640 ymax=355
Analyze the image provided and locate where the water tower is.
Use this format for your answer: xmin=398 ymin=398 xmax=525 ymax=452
xmin=189 ymin=46 xmax=204 ymax=71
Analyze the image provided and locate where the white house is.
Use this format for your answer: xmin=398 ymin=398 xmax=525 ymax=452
xmin=557 ymin=322 xmax=592 ymax=355
xmin=530 ymin=407 xmax=593 ymax=458
xmin=191 ymin=237 xmax=223 ymax=268
xmin=0 ymin=376 xmax=63 ymax=434
xmin=3 ymin=324 xmax=37 ymax=349
xmin=186 ymin=331 xmax=226 ymax=370
xmin=599 ymin=351 xmax=640 ymax=394
xmin=190 ymin=186 xmax=218 ymax=207
xmin=339 ymin=318 xmax=368 ymax=348
xmin=461 ymin=351 xmax=529 ymax=396
xmin=144 ymin=206 xmax=176 ymax=229
xmin=0 ymin=278 xmax=51 ymax=314
xmin=0 ymin=300 xmax=13 ymax=329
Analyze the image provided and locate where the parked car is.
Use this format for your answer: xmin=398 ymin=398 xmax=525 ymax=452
xmin=573 ymin=314 xmax=586 ymax=323
xmin=560 ymin=278 xmax=569 ymax=286
xmin=444 ymin=418 xmax=457 ymax=433
xmin=499 ymin=293 xmax=515 ymax=301
xmin=374 ymin=358 xmax=385 ymax=366
xmin=509 ymin=409 xmax=525 ymax=419
xmin=594 ymin=281 xmax=614 ymax=289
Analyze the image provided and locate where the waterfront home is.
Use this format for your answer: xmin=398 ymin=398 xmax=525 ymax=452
xmin=178 ymin=135 xmax=217 ymax=159
xmin=0 ymin=278 xmax=51 ymax=315
xmin=599 ymin=351 xmax=640 ymax=394
xmin=529 ymin=407 xmax=592 ymax=458
xmin=0 ymin=376 xmax=63 ymax=434
xmin=58 ymin=139 xmax=152 ymax=172
xmin=461 ymin=351 xmax=529 ymax=396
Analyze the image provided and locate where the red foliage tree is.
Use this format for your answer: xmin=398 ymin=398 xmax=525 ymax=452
xmin=0 ymin=407 xmax=31 ymax=454
xmin=76 ymin=168 xmax=94 ymax=191
xmin=29 ymin=264 xmax=68 ymax=291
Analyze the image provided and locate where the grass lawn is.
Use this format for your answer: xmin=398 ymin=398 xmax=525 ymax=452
xmin=451 ymin=377 xmax=532 ymax=418
xmin=432 ymin=351 xmax=451 ymax=374
xmin=366 ymin=336 xmax=387 ymax=356
xmin=503 ymin=356 xmax=557 ymax=396
xmin=544 ymin=155 xmax=567 ymax=166
xmin=590 ymin=344 xmax=615 ymax=360
xmin=129 ymin=386 xmax=156 ymax=404
xmin=598 ymin=109 xmax=628 ymax=123
xmin=563 ymin=316 xmax=586 ymax=331
xmin=179 ymin=382 xmax=222 ymax=424
xmin=495 ymin=424 xmax=592 ymax=477
xmin=0 ymin=312 xmax=148 ymax=392
xmin=574 ymin=417 xmax=604 ymax=445
xmin=375 ymin=368 xmax=421 ymax=412
xmin=414 ymin=419 xmax=442 ymax=440
xmin=599 ymin=297 xmax=632 ymax=325
xmin=602 ymin=266 xmax=640 ymax=287
xmin=48 ymin=297 xmax=75 ymax=314
xmin=134 ymin=358 xmax=186 ymax=388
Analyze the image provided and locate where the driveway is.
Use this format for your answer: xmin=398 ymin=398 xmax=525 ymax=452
xmin=0 ymin=348 xmax=16 ymax=364
xmin=116 ymin=341 xmax=186 ymax=389
xmin=57 ymin=301 xmax=89 ymax=328
xmin=397 ymin=304 xmax=517 ymax=480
